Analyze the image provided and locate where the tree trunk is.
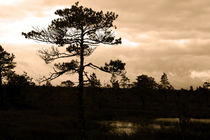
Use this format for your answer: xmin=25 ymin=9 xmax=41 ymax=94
xmin=78 ymin=28 xmax=86 ymax=140
xmin=0 ymin=70 xmax=3 ymax=107
xmin=0 ymin=71 xmax=2 ymax=88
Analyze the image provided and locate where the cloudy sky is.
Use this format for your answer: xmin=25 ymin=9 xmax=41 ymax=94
xmin=1 ymin=0 xmax=210 ymax=88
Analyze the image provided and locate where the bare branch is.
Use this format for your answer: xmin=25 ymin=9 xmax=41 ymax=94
xmin=38 ymin=68 xmax=77 ymax=83
xmin=38 ymin=46 xmax=77 ymax=63
xmin=38 ymin=60 xmax=79 ymax=83
xmin=22 ymin=27 xmax=81 ymax=45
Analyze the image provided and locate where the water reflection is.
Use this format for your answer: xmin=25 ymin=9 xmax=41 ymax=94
xmin=155 ymin=118 xmax=210 ymax=123
xmin=101 ymin=121 xmax=138 ymax=135
xmin=101 ymin=118 xmax=210 ymax=135
xmin=155 ymin=118 xmax=179 ymax=122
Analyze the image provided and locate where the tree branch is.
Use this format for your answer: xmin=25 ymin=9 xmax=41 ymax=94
xmin=83 ymin=71 xmax=91 ymax=84
xmin=38 ymin=70 xmax=66 ymax=83
xmin=84 ymin=63 xmax=111 ymax=74
xmin=38 ymin=60 xmax=79 ymax=83
xmin=22 ymin=27 xmax=81 ymax=45
xmin=38 ymin=46 xmax=77 ymax=63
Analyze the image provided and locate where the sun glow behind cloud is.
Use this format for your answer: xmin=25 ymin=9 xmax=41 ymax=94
xmin=176 ymin=40 xmax=186 ymax=46
xmin=0 ymin=17 xmax=50 ymax=45
xmin=0 ymin=6 xmax=60 ymax=45
xmin=0 ymin=0 xmax=24 ymax=5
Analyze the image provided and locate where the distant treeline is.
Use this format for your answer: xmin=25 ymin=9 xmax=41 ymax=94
xmin=0 ymin=85 xmax=210 ymax=118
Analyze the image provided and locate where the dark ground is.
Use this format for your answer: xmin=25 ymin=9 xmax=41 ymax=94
xmin=0 ymin=86 xmax=210 ymax=140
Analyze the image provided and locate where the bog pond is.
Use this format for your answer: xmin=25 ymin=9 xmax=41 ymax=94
xmin=100 ymin=118 xmax=210 ymax=135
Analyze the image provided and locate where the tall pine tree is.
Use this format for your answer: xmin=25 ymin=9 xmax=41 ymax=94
xmin=22 ymin=2 xmax=124 ymax=139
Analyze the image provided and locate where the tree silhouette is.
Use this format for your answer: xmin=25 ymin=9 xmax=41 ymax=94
xmin=189 ymin=85 xmax=194 ymax=92
xmin=22 ymin=2 xmax=123 ymax=84
xmin=159 ymin=72 xmax=174 ymax=90
xmin=22 ymin=2 xmax=123 ymax=139
xmin=203 ymin=82 xmax=210 ymax=89
xmin=110 ymin=74 xmax=120 ymax=88
xmin=61 ymin=80 xmax=74 ymax=87
xmin=44 ymin=80 xmax=52 ymax=87
xmin=134 ymin=74 xmax=158 ymax=90
xmin=0 ymin=45 xmax=16 ymax=87
xmin=120 ymin=72 xmax=130 ymax=88
xmin=7 ymin=72 xmax=35 ymax=86
xmin=85 ymin=72 xmax=101 ymax=87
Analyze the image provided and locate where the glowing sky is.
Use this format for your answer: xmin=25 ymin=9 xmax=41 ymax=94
xmin=1 ymin=0 xmax=210 ymax=88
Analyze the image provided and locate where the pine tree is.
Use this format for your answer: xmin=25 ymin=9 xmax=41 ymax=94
xmin=120 ymin=72 xmax=130 ymax=88
xmin=160 ymin=73 xmax=174 ymax=90
xmin=85 ymin=72 xmax=101 ymax=87
xmin=134 ymin=74 xmax=158 ymax=90
xmin=0 ymin=45 xmax=16 ymax=87
xmin=22 ymin=2 xmax=124 ymax=139
xmin=110 ymin=74 xmax=120 ymax=88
